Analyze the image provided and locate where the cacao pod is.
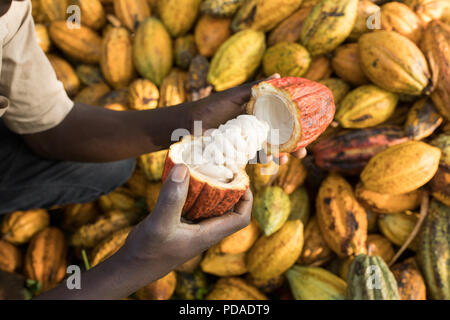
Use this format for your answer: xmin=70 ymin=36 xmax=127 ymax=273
xmin=200 ymin=0 xmax=243 ymax=17
xmin=262 ymin=42 xmax=311 ymax=78
xmin=268 ymin=6 xmax=312 ymax=46
xmin=35 ymin=24 xmax=51 ymax=53
xmin=128 ymin=79 xmax=159 ymax=110
xmin=218 ymin=219 xmax=260 ymax=254
xmin=1 ymin=209 xmax=50 ymax=245
xmin=175 ymin=270 xmax=209 ymax=300
xmin=175 ymin=255 xmax=203 ymax=273
xmin=288 ymin=187 xmax=310 ymax=225
xmin=145 ymin=181 xmax=162 ymax=212
xmin=47 ymin=54 xmax=80 ymax=97
xmin=391 ymin=257 xmax=427 ymax=300
xmin=404 ymin=0 xmax=450 ymax=24
xmin=431 ymin=133 xmax=450 ymax=166
xmin=40 ymin=0 xmax=68 ymax=21
xmin=247 ymin=161 xmax=279 ymax=193
xmin=62 ymin=202 xmax=101 ymax=231
xmin=194 ymin=15 xmax=231 ymax=58
xmin=139 ymin=149 xmax=168 ymax=181
xmin=159 ymin=0 xmax=202 ymax=37
xmin=404 ymin=98 xmax=443 ymax=140
xmin=74 ymin=82 xmax=110 ymax=106
xmin=274 ymin=154 xmax=307 ymax=194
xmin=349 ymin=0 xmax=380 ymax=41
xmin=98 ymin=187 xmax=136 ymax=212
xmin=136 ymin=271 xmax=176 ymax=300
xmin=304 ymin=55 xmax=333 ymax=81
xmin=366 ymin=234 xmax=395 ymax=263
xmin=318 ymin=78 xmax=350 ymax=105
xmin=158 ymin=69 xmax=188 ymax=107
xmin=114 ymin=0 xmax=151 ymax=31
xmin=380 ymin=2 xmax=423 ymax=43
xmin=297 ymin=216 xmax=334 ymax=266
xmin=206 ymin=277 xmax=267 ymax=300
xmin=0 ymin=240 xmax=22 ymax=273
xmin=91 ymin=226 xmax=132 ymax=266
xmin=331 ymin=43 xmax=369 ymax=86
xmin=378 ymin=212 xmax=419 ymax=250
xmin=76 ymin=65 xmax=104 ymax=86
xmin=174 ymin=35 xmax=198 ymax=69
xmin=200 ymin=245 xmax=248 ymax=276
xmin=246 ymin=274 xmax=285 ymax=294
xmin=77 ymin=0 xmax=106 ymax=30
xmin=428 ymin=165 xmax=450 ymax=206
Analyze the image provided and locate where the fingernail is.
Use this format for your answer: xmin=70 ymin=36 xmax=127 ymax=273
xmin=171 ymin=165 xmax=188 ymax=183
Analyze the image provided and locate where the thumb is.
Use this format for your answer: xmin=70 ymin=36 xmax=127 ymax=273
xmin=151 ymin=164 xmax=190 ymax=226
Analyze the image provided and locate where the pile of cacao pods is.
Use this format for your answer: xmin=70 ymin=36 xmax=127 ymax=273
xmin=0 ymin=0 xmax=449 ymax=300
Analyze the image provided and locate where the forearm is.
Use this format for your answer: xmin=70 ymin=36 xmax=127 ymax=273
xmin=23 ymin=102 xmax=194 ymax=162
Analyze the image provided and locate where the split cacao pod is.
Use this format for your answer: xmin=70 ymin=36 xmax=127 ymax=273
xmin=358 ymin=31 xmax=431 ymax=95
xmin=231 ymin=0 xmax=304 ymax=32
xmin=404 ymin=98 xmax=443 ymax=140
xmin=346 ymin=254 xmax=401 ymax=300
xmin=24 ymin=227 xmax=67 ymax=293
xmin=262 ymin=42 xmax=311 ymax=78
xmin=128 ymin=79 xmax=159 ymax=111
xmin=194 ymin=15 xmax=231 ymax=58
xmin=286 ymin=265 xmax=347 ymax=300
xmin=200 ymin=245 xmax=248 ymax=277
xmin=297 ymin=216 xmax=334 ymax=266
xmin=47 ymin=54 xmax=80 ymax=97
xmin=336 ymin=85 xmax=398 ymax=129
xmin=246 ymin=220 xmax=304 ymax=281
xmin=380 ymin=2 xmax=423 ymax=43
xmin=416 ymin=199 xmax=450 ymax=300
xmin=159 ymin=0 xmax=202 ymax=37
xmin=206 ymin=277 xmax=268 ymax=300
xmin=136 ymin=271 xmax=176 ymax=300
xmin=316 ymin=173 xmax=368 ymax=257
xmin=49 ymin=21 xmax=102 ymax=64
xmin=113 ymin=0 xmax=151 ymax=31
xmin=391 ymin=257 xmax=427 ymax=300
xmin=134 ymin=18 xmax=173 ymax=86
xmin=1 ymin=209 xmax=50 ymax=245
xmin=361 ymin=141 xmax=441 ymax=195
xmin=0 ymin=240 xmax=22 ymax=273
xmin=331 ymin=43 xmax=369 ymax=86
xmin=300 ymin=0 xmax=358 ymax=56
xmin=207 ymin=29 xmax=266 ymax=91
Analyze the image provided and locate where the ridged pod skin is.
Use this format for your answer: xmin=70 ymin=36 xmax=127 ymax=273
xmin=40 ymin=0 xmax=68 ymax=21
xmin=31 ymin=0 xmax=46 ymax=23
xmin=263 ymin=42 xmax=311 ymax=78
xmin=74 ymin=82 xmax=111 ymax=106
xmin=126 ymin=168 xmax=148 ymax=197
xmin=404 ymin=98 xmax=443 ymax=140
xmin=268 ymin=7 xmax=312 ymax=46
xmin=134 ymin=18 xmax=173 ymax=86
xmin=76 ymin=65 xmax=104 ymax=86
xmin=247 ymin=161 xmax=279 ymax=193
xmin=358 ymin=31 xmax=431 ymax=96
xmin=313 ymin=126 xmax=409 ymax=175
xmin=336 ymin=85 xmax=398 ymax=129
xmin=301 ymin=0 xmax=358 ymax=56
xmin=114 ymin=0 xmax=151 ymax=31
xmin=158 ymin=69 xmax=188 ymax=107
xmin=298 ymin=216 xmax=334 ymax=266
xmin=200 ymin=245 xmax=248 ymax=276
xmin=200 ymin=0 xmax=243 ymax=17
xmin=231 ymin=0 xmax=303 ymax=32
xmin=361 ymin=141 xmax=441 ymax=195
xmin=346 ymin=254 xmax=401 ymax=300
xmin=145 ymin=181 xmax=162 ymax=212
xmin=378 ymin=212 xmax=419 ymax=250
xmin=194 ymin=15 xmax=231 ymax=58
xmin=70 ymin=210 xmax=139 ymax=248
xmin=288 ymin=187 xmax=310 ymax=224
xmin=417 ymin=199 xmax=450 ymax=300
xmin=208 ymin=30 xmax=266 ymax=91
xmin=1 ymin=209 xmax=50 ymax=245
xmin=49 ymin=22 xmax=102 ymax=64
xmin=35 ymin=24 xmax=50 ymax=53
xmin=421 ymin=21 xmax=450 ymax=121
xmin=380 ymin=2 xmax=423 ymax=44
xmin=332 ymin=43 xmax=369 ymax=86
xmin=0 ymin=240 xmax=22 ymax=273
xmin=206 ymin=277 xmax=268 ymax=300
xmin=99 ymin=187 xmax=136 ymax=212
xmin=429 ymin=133 xmax=450 ymax=205
xmin=316 ymin=173 xmax=368 ymax=258
xmin=366 ymin=234 xmax=395 ymax=264
xmin=47 ymin=54 xmax=80 ymax=97
xmin=252 ymin=186 xmax=291 ymax=236
xmin=355 ymin=183 xmax=422 ymax=214
xmin=318 ymin=78 xmax=350 ymax=105
xmin=128 ymin=79 xmax=159 ymax=110
xmin=247 ymin=77 xmax=336 ymax=152
xmin=62 ymin=202 xmax=101 ymax=232
xmin=174 ymin=35 xmax=198 ymax=69
xmin=303 ymin=55 xmax=332 ymax=81
xmin=139 ymin=150 xmax=168 ymax=181
xmin=159 ymin=0 xmax=202 ymax=37
xmin=348 ymin=0 xmax=380 ymax=41
xmin=136 ymin=271 xmax=176 ymax=300
xmin=247 ymin=220 xmax=304 ymax=281
xmin=91 ymin=227 xmax=132 ymax=266
xmin=100 ymin=27 xmax=134 ymax=89
xmin=77 ymin=0 xmax=106 ymax=30
xmin=24 ymin=228 xmax=67 ymax=293
xmin=218 ymin=219 xmax=260 ymax=254
xmin=404 ymin=0 xmax=450 ymax=24
xmin=246 ymin=274 xmax=285 ymax=294
xmin=286 ymin=265 xmax=347 ymax=300
xmin=274 ymin=155 xmax=307 ymax=195
xmin=391 ymin=257 xmax=427 ymax=300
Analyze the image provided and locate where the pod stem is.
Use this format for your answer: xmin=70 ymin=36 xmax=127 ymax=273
xmin=81 ymin=249 xmax=91 ymax=271
xmin=389 ymin=191 xmax=429 ymax=267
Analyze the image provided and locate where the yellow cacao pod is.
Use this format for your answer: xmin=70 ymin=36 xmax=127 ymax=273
xmin=246 ymin=274 xmax=285 ymax=294
xmin=126 ymin=168 xmax=148 ymax=197
xmin=136 ymin=271 xmax=176 ymax=300
xmin=378 ymin=212 xmax=419 ymax=250
xmin=159 ymin=0 xmax=202 ymax=37
xmin=391 ymin=257 xmax=427 ymax=300
xmin=380 ymin=2 xmax=423 ymax=44
xmin=208 ymin=29 xmax=266 ymax=91
xmin=268 ymin=6 xmax=312 ymax=46
xmin=404 ymin=98 xmax=443 ymax=140
xmin=40 ymin=0 xmax=68 ymax=21
xmin=47 ymin=54 xmax=80 ymax=97
xmin=318 ymin=78 xmax=350 ymax=105
xmin=297 ymin=216 xmax=334 ymax=266
xmin=0 ymin=240 xmax=22 ymax=273
xmin=1 ymin=209 xmax=50 ymax=245
xmin=158 ymin=69 xmax=188 ymax=107
xmin=128 ymin=79 xmax=159 ymax=111
xmin=76 ymin=64 xmax=104 ymax=86
xmin=301 ymin=0 xmax=358 ymax=56
xmin=62 ymin=202 xmax=101 ymax=232
xmin=74 ymin=82 xmax=111 ymax=106
xmin=274 ymin=154 xmax=307 ymax=195
xmin=134 ymin=18 xmax=173 ymax=86
xmin=174 ymin=35 xmax=198 ymax=69
xmin=49 ymin=21 xmax=102 ymax=64
xmin=263 ymin=42 xmax=311 ymax=78
xmin=194 ymin=15 xmax=231 ymax=58
xmin=247 ymin=220 xmax=304 ymax=281
xmin=200 ymin=0 xmax=243 ymax=18
xmin=139 ymin=149 xmax=168 ymax=181
xmin=35 ymin=24 xmax=51 ymax=53
xmin=218 ymin=219 xmax=260 ymax=254
xmin=336 ymin=85 xmax=398 ymax=129
xmin=316 ymin=173 xmax=368 ymax=258
xmin=303 ymin=55 xmax=332 ymax=81
xmin=359 ymin=31 xmax=431 ymax=95
xmin=361 ymin=141 xmax=441 ymax=195
xmin=231 ymin=0 xmax=303 ymax=32
xmin=145 ymin=181 xmax=162 ymax=212
xmin=349 ymin=0 xmax=380 ymax=41
xmin=247 ymin=161 xmax=279 ymax=193
xmin=206 ymin=277 xmax=268 ymax=300
xmin=77 ymin=0 xmax=106 ymax=30
xmin=91 ymin=227 xmax=132 ymax=266
xmin=404 ymin=0 xmax=450 ymax=24
xmin=200 ymin=245 xmax=248 ymax=277
xmin=366 ymin=234 xmax=395 ymax=263
xmin=100 ymin=27 xmax=134 ymax=89
xmin=114 ymin=0 xmax=151 ymax=31
xmin=24 ymin=227 xmax=67 ymax=293
xmin=331 ymin=43 xmax=369 ymax=86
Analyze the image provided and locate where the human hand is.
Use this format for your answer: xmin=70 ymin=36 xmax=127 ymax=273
xmin=118 ymin=164 xmax=253 ymax=284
